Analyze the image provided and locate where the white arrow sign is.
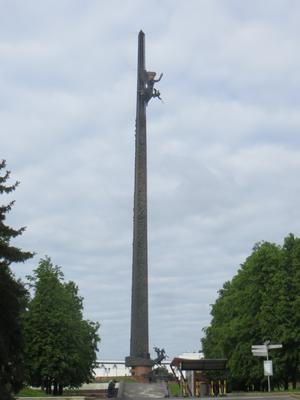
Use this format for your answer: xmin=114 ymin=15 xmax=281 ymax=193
xmin=252 ymin=345 xmax=267 ymax=350
xmin=252 ymin=351 xmax=268 ymax=357
xmin=268 ymin=344 xmax=282 ymax=349
xmin=252 ymin=349 xmax=267 ymax=353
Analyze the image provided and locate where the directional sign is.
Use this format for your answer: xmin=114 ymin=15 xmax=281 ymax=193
xmin=268 ymin=344 xmax=282 ymax=349
xmin=251 ymin=343 xmax=282 ymax=358
xmin=252 ymin=350 xmax=268 ymax=357
xmin=252 ymin=345 xmax=267 ymax=350
xmin=252 ymin=349 xmax=268 ymax=353
xmin=252 ymin=345 xmax=267 ymax=357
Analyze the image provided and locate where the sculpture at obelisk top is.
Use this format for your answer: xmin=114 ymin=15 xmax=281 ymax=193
xmin=125 ymin=31 xmax=162 ymax=380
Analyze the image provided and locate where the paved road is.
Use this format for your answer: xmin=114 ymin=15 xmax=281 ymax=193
xmin=222 ymin=397 xmax=292 ymax=400
xmin=16 ymin=393 xmax=296 ymax=400
xmin=177 ymin=397 xmax=293 ymax=400
xmin=113 ymin=396 xmax=296 ymax=400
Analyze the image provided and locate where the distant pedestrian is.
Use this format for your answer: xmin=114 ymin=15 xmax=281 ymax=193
xmin=107 ymin=379 xmax=117 ymax=398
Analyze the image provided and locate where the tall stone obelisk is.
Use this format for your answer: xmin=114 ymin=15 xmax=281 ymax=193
xmin=125 ymin=31 xmax=162 ymax=380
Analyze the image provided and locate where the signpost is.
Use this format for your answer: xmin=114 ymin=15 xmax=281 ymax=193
xmin=251 ymin=342 xmax=282 ymax=392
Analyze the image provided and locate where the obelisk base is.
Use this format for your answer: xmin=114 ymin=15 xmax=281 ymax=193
xmin=117 ymin=381 xmax=169 ymax=398
xmin=125 ymin=356 xmax=153 ymax=382
xmin=132 ymin=366 xmax=152 ymax=382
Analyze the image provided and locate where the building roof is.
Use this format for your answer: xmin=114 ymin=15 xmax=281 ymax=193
xmin=171 ymin=358 xmax=227 ymax=371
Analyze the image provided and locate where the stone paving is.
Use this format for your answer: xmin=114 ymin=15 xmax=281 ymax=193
xmin=117 ymin=381 xmax=168 ymax=399
xmin=16 ymin=397 xmax=86 ymax=400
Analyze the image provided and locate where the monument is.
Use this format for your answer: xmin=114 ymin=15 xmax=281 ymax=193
xmin=125 ymin=31 xmax=162 ymax=381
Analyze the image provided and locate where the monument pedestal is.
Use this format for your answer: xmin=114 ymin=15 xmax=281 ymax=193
xmin=125 ymin=356 xmax=153 ymax=382
xmin=117 ymin=381 xmax=168 ymax=398
xmin=132 ymin=366 xmax=152 ymax=382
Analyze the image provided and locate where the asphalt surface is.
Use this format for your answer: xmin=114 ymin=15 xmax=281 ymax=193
xmin=16 ymin=393 xmax=297 ymax=400
xmin=117 ymin=396 xmax=295 ymax=400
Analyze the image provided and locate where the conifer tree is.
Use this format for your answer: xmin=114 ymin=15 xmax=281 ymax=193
xmin=0 ymin=160 xmax=34 ymax=400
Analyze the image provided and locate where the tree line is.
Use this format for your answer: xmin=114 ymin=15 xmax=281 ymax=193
xmin=202 ymin=235 xmax=300 ymax=391
xmin=0 ymin=161 xmax=100 ymax=399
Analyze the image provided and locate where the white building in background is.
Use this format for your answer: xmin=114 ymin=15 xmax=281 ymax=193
xmin=94 ymin=360 xmax=131 ymax=377
xmin=94 ymin=354 xmax=203 ymax=378
xmin=178 ymin=352 xmax=204 ymax=360
xmin=94 ymin=360 xmax=172 ymax=378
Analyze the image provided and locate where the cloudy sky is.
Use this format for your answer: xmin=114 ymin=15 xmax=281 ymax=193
xmin=2 ymin=0 xmax=300 ymax=361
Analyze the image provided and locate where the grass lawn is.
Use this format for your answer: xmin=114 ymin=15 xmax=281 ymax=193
xmin=17 ymin=387 xmax=82 ymax=397
xmin=168 ymin=381 xmax=181 ymax=396
xmin=17 ymin=387 xmax=51 ymax=397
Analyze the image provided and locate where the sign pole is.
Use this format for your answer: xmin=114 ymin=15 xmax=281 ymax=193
xmin=266 ymin=349 xmax=271 ymax=392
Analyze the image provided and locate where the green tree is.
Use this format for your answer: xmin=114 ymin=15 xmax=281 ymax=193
xmin=0 ymin=160 xmax=34 ymax=400
xmin=24 ymin=257 xmax=100 ymax=395
xmin=202 ymin=236 xmax=300 ymax=391
xmin=259 ymin=234 xmax=300 ymax=389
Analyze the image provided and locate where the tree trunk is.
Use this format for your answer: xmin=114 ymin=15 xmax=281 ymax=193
xmin=59 ymin=383 xmax=63 ymax=395
xmin=45 ymin=378 xmax=51 ymax=394
xmin=53 ymin=380 xmax=58 ymax=396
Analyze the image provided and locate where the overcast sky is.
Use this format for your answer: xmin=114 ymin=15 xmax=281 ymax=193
xmin=2 ymin=0 xmax=300 ymax=361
